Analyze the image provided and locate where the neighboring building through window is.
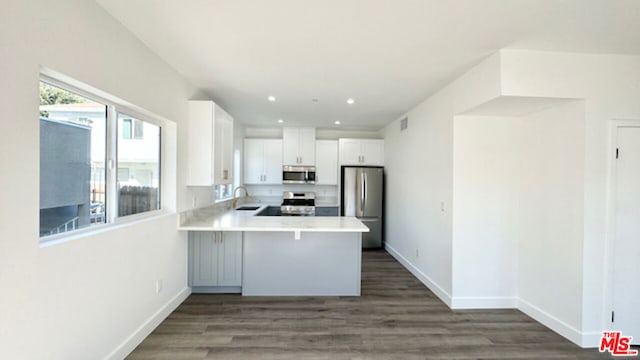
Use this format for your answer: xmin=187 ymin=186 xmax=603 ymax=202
xmin=39 ymin=80 xmax=162 ymax=239
xmin=121 ymin=118 xmax=144 ymax=140
xmin=39 ymin=82 xmax=107 ymax=236
xmin=117 ymin=114 xmax=161 ymax=216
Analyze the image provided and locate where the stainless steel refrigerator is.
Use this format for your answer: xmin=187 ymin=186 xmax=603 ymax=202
xmin=341 ymin=166 xmax=383 ymax=248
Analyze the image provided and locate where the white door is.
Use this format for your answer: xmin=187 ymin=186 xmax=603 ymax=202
xmin=360 ymin=139 xmax=384 ymax=166
xmin=298 ymin=128 xmax=316 ymax=165
xmin=612 ymin=126 xmax=640 ymax=344
xmin=243 ymin=139 xmax=264 ymax=184
xmin=339 ymin=139 xmax=362 ymax=165
xmin=315 ymin=140 xmax=338 ymax=185
xmin=282 ymin=127 xmax=299 ymax=165
xmin=263 ymin=139 xmax=283 ymax=184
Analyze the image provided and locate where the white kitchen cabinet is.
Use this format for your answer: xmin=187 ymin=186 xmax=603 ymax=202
xmin=189 ymin=231 xmax=242 ymax=291
xmin=283 ymin=127 xmax=316 ymax=165
xmin=244 ymin=139 xmax=283 ymax=184
xmin=187 ymin=100 xmax=234 ymax=186
xmin=315 ymin=140 xmax=338 ymax=185
xmin=339 ymin=138 xmax=384 ymax=166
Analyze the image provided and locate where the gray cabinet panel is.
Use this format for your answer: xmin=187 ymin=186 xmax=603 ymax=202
xmin=189 ymin=231 xmax=243 ymax=290
xmin=189 ymin=232 xmax=219 ymax=286
xmin=218 ymin=232 xmax=243 ymax=286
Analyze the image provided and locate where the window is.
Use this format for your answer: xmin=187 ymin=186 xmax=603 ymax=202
xmin=133 ymin=119 xmax=144 ymax=139
xmin=215 ymin=184 xmax=232 ymax=201
xmin=122 ymin=118 xmax=132 ymax=139
xmin=121 ymin=118 xmax=144 ymax=140
xmin=39 ymin=79 xmax=162 ymax=239
xmin=117 ymin=114 xmax=161 ymax=216
xmin=39 ymin=82 xmax=107 ymax=237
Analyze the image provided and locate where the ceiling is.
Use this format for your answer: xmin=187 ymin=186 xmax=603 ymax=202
xmin=96 ymin=0 xmax=640 ymax=130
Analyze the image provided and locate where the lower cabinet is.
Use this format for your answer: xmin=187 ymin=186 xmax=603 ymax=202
xmin=189 ymin=231 xmax=242 ymax=293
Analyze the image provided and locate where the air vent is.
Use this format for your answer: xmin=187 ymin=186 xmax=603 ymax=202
xmin=400 ymin=117 xmax=408 ymax=131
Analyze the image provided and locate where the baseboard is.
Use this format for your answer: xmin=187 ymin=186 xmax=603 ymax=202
xmin=451 ymin=296 xmax=518 ymax=309
xmin=191 ymin=286 xmax=242 ymax=294
xmin=106 ymin=287 xmax=191 ymax=360
xmin=384 ymin=243 xmax=452 ymax=307
xmin=581 ymin=331 xmax=604 ymax=348
xmin=517 ymin=297 xmax=583 ymax=347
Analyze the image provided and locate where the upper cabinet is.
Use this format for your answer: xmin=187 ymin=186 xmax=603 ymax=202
xmin=315 ymin=140 xmax=338 ymax=185
xmin=244 ymin=139 xmax=283 ymax=184
xmin=187 ymin=100 xmax=234 ymax=186
xmin=283 ymin=127 xmax=316 ymax=166
xmin=339 ymin=138 xmax=384 ymax=166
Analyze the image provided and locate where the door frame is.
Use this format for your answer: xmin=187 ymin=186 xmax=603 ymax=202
xmin=603 ymin=119 xmax=640 ymax=331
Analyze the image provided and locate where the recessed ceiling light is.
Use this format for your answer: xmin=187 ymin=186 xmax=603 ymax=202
xmin=346 ymin=98 xmax=355 ymax=105
xmin=268 ymin=96 xmax=276 ymax=102
xmin=277 ymin=119 xmax=284 ymax=123
xmin=334 ymin=121 xmax=341 ymax=125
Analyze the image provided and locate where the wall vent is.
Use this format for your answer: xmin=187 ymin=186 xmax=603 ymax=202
xmin=400 ymin=117 xmax=409 ymax=131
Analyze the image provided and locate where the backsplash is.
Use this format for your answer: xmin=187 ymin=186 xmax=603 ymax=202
xmin=245 ymin=184 xmax=338 ymax=205
xmin=245 ymin=184 xmax=337 ymax=197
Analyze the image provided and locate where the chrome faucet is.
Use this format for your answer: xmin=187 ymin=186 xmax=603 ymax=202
xmin=232 ymin=186 xmax=250 ymax=208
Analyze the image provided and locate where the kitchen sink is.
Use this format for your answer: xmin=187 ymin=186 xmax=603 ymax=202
xmin=235 ymin=206 xmax=260 ymax=211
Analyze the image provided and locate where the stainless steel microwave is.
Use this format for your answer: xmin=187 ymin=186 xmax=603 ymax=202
xmin=282 ymin=166 xmax=316 ymax=184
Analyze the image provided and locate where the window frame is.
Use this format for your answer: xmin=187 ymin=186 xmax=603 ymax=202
xmin=39 ymin=74 xmax=167 ymax=243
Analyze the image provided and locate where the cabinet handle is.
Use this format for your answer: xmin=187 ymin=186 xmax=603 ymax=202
xmin=263 ymin=174 xmax=267 ymax=182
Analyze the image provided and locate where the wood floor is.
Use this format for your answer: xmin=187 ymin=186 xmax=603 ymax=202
xmin=127 ymin=250 xmax=613 ymax=359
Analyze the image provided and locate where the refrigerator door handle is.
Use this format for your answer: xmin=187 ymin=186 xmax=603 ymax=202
xmin=363 ymin=171 xmax=367 ymax=214
xmin=360 ymin=171 xmax=365 ymax=215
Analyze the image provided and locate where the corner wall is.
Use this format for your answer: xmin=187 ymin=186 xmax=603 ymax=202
xmin=384 ymin=49 xmax=640 ymax=347
xmin=383 ymin=52 xmax=502 ymax=303
xmin=0 ymin=1 xmax=197 ymax=358
xmin=500 ymin=50 xmax=640 ymax=345
xmin=517 ymin=101 xmax=586 ymax=342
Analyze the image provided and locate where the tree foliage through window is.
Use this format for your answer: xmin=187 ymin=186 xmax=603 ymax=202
xmin=40 ymin=83 xmax=86 ymax=117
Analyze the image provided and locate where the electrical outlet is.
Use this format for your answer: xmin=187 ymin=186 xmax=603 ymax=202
xmin=440 ymin=201 xmax=445 ymax=212
xmin=156 ymin=279 xmax=163 ymax=294
xmin=192 ymin=197 xmax=197 ymax=208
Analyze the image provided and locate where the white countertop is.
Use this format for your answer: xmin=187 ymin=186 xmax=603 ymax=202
xmin=178 ymin=205 xmax=369 ymax=233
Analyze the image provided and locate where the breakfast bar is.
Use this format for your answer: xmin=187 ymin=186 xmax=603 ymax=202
xmin=178 ymin=206 xmax=369 ymax=296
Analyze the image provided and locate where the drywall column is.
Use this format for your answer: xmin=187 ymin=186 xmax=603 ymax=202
xmin=451 ymin=115 xmax=521 ymax=308
xmin=516 ymin=101 xmax=586 ymax=343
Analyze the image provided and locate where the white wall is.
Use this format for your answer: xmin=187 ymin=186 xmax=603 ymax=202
xmin=384 ymin=49 xmax=640 ymax=347
xmin=517 ymin=101 xmax=586 ymax=340
xmin=383 ymin=52 xmax=502 ymax=304
xmin=499 ymin=50 xmax=640 ymax=345
xmin=451 ymin=115 xmax=521 ymax=308
xmin=0 ymin=1 xmax=197 ymax=358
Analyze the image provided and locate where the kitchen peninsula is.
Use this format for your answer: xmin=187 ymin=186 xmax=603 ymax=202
xmin=178 ymin=205 xmax=369 ymax=296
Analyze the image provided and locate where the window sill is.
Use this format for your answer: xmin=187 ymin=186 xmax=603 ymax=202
xmin=215 ymin=197 xmax=233 ymax=204
xmin=39 ymin=209 xmax=175 ymax=248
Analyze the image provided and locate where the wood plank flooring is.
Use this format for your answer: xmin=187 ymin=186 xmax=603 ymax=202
xmin=127 ymin=250 xmax=613 ymax=359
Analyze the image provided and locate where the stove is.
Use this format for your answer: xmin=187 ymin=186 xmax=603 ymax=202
xmin=281 ymin=192 xmax=315 ymax=216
